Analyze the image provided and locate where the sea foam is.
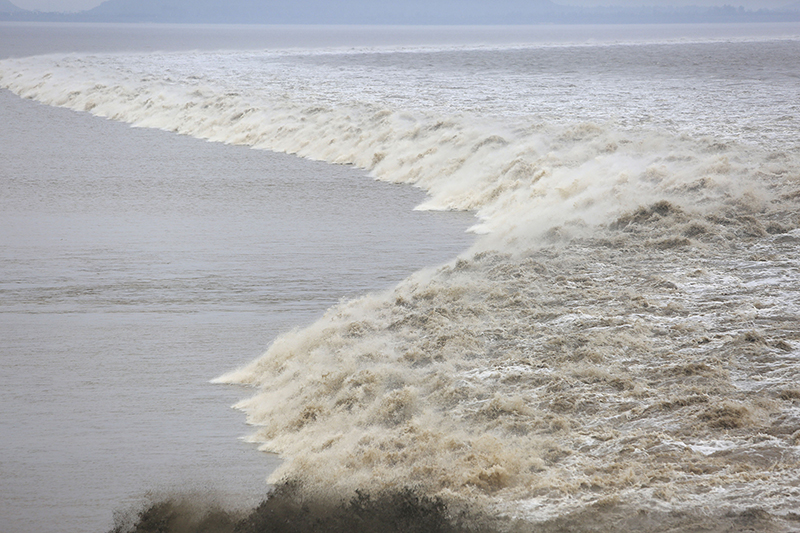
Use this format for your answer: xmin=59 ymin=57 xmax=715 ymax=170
xmin=4 ymin=41 xmax=800 ymax=528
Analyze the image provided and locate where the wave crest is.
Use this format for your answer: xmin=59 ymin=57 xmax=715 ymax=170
xmin=6 ymin=48 xmax=800 ymax=525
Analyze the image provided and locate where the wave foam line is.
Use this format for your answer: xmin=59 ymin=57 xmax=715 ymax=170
xmin=5 ymin=51 xmax=800 ymax=526
xmin=0 ymin=52 xmax=780 ymax=250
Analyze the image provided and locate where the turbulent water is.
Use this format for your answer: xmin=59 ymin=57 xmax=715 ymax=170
xmin=3 ymin=23 xmax=800 ymax=531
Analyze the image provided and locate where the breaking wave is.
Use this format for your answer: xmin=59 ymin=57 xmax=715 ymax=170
xmin=4 ymin=40 xmax=800 ymax=530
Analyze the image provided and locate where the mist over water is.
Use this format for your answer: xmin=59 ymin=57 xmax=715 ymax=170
xmin=3 ymin=23 xmax=800 ymax=532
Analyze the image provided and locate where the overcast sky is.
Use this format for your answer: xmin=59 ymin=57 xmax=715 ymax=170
xmin=11 ymin=0 xmax=796 ymax=13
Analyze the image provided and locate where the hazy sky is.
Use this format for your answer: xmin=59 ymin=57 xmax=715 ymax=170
xmin=11 ymin=0 xmax=796 ymax=13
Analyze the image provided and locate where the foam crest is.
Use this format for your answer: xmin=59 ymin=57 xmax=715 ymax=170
xmin=5 ymin=46 xmax=800 ymax=527
xmin=0 ymin=50 xmax=779 ymax=251
xmin=214 ymin=224 xmax=800 ymax=522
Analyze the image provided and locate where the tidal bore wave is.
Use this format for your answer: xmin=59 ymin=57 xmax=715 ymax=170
xmin=3 ymin=42 xmax=800 ymax=531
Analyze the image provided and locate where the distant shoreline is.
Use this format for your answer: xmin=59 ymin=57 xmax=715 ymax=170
xmin=2 ymin=2 xmax=800 ymax=25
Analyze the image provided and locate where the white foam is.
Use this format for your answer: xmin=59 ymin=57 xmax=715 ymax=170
xmin=1 ymin=47 xmax=793 ymax=254
xmin=5 ymin=41 xmax=800 ymax=524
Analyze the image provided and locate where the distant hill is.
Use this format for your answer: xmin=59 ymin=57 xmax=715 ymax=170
xmin=0 ymin=0 xmax=23 ymax=13
xmin=80 ymin=0 xmax=562 ymax=24
xmin=1 ymin=0 xmax=799 ymax=24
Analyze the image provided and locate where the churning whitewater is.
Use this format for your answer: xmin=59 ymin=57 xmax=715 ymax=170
xmin=3 ymin=31 xmax=800 ymax=530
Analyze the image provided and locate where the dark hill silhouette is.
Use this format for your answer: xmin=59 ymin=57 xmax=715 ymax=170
xmin=1 ymin=0 xmax=798 ymax=24
xmin=0 ymin=0 xmax=24 ymax=12
xmin=80 ymin=0 xmax=561 ymax=24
